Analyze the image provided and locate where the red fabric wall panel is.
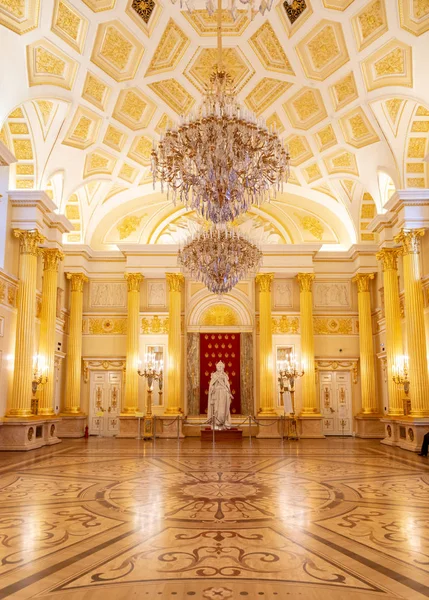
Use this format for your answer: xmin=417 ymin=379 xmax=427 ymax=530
xmin=199 ymin=333 xmax=241 ymax=415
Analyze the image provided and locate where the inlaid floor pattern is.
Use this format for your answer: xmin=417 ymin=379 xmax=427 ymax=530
xmin=0 ymin=437 xmax=428 ymax=599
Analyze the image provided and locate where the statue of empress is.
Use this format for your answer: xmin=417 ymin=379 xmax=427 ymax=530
xmin=207 ymin=361 xmax=232 ymax=430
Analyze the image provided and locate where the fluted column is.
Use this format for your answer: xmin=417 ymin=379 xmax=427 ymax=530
xmin=376 ymin=249 xmax=404 ymax=416
xmin=353 ymin=273 xmax=378 ymax=414
xmin=123 ymin=273 xmax=143 ymax=414
xmin=394 ymin=228 xmax=429 ymax=416
xmin=166 ymin=273 xmax=184 ymax=414
xmin=38 ymin=249 xmax=64 ymax=416
xmin=8 ymin=229 xmax=44 ymax=417
xmin=256 ymin=273 xmax=275 ymax=415
xmin=297 ymin=273 xmax=318 ymax=415
xmin=63 ymin=273 xmax=88 ymax=415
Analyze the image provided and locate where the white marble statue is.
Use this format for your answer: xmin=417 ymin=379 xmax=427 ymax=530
xmin=208 ymin=361 xmax=232 ymax=430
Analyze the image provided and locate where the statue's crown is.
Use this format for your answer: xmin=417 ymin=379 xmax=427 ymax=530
xmin=216 ymin=361 xmax=225 ymax=368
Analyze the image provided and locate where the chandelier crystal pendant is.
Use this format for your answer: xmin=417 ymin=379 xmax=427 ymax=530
xmin=178 ymin=225 xmax=262 ymax=295
xmin=170 ymin=0 xmax=274 ymax=19
xmin=152 ymin=0 xmax=289 ymax=225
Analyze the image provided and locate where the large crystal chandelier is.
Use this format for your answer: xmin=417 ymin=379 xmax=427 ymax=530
xmin=178 ymin=225 xmax=262 ymax=295
xmin=152 ymin=0 xmax=289 ymax=224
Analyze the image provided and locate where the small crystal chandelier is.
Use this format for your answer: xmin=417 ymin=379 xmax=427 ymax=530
xmin=178 ymin=225 xmax=262 ymax=295
xmin=152 ymin=0 xmax=289 ymax=224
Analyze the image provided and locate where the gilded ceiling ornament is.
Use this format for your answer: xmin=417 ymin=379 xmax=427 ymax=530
xmin=118 ymin=163 xmax=137 ymax=183
xmin=375 ymin=48 xmax=404 ymax=76
xmin=101 ymin=27 xmax=132 ymax=70
xmin=117 ymin=216 xmax=143 ymax=240
xmin=315 ymin=125 xmax=337 ymax=150
xmin=103 ymin=125 xmax=125 ymax=151
xmin=166 ymin=273 xmax=184 ymax=293
xmin=89 ymin=318 xmax=127 ymax=335
xmin=182 ymin=9 xmax=249 ymax=36
xmin=352 ymin=273 xmax=374 ymax=293
xmin=146 ymin=19 xmax=189 ymax=77
xmin=67 ymin=272 xmax=88 ymax=292
xmin=407 ymin=137 xmax=426 ymax=158
xmin=14 ymin=229 xmax=45 ymax=255
xmin=35 ymin=47 xmax=65 ymax=75
xmin=256 ymin=273 xmax=274 ymax=293
xmin=297 ymin=273 xmax=315 ymax=293
xmin=287 ymin=135 xmax=313 ymax=166
xmin=285 ymin=87 xmax=327 ymax=130
xmin=245 ymin=78 xmax=292 ymax=116
xmin=283 ymin=0 xmax=306 ymax=24
xmin=303 ymin=163 xmax=321 ymax=183
xmin=0 ymin=0 xmax=39 ymax=34
xmin=295 ymin=213 xmax=324 ymax=240
xmin=394 ymin=228 xmax=425 ymax=255
xmin=9 ymin=123 xmax=28 ymax=134
xmin=376 ymin=248 xmax=400 ymax=271
xmin=82 ymin=72 xmax=111 ymax=110
xmin=148 ymin=79 xmax=195 ymax=115
xmin=330 ymin=72 xmax=357 ymax=110
xmin=385 ymin=98 xmax=404 ymax=124
xmin=13 ymin=139 xmax=33 ymax=159
xmin=249 ymin=21 xmax=294 ymax=75
xmin=131 ymin=0 xmax=155 ymax=23
xmin=125 ymin=272 xmax=144 ymax=292
xmin=91 ymin=21 xmax=144 ymax=82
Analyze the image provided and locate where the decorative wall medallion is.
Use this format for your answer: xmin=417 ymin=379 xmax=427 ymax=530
xmin=116 ymin=215 xmax=142 ymax=239
xmin=295 ymin=213 xmax=324 ymax=240
xmin=87 ymin=318 xmax=127 ymax=335
xmin=314 ymin=317 xmax=357 ymax=335
xmin=201 ymin=305 xmax=239 ymax=326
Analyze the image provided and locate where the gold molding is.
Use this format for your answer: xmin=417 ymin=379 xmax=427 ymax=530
xmin=284 ymin=87 xmax=327 ymax=130
xmin=351 ymin=0 xmax=388 ymax=52
xmin=112 ymin=87 xmax=157 ymax=131
xmin=26 ymin=39 xmax=78 ymax=90
xmin=81 ymin=71 xmax=111 ymax=111
xmin=361 ymin=38 xmax=413 ymax=92
xmin=146 ymin=19 xmax=189 ymax=76
xmin=51 ymin=0 xmax=88 ymax=54
xmin=296 ymin=19 xmax=349 ymax=81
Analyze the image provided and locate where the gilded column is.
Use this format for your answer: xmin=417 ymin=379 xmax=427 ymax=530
xmin=8 ymin=230 xmax=44 ymax=417
xmin=63 ymin=273 xmax=88 ymax=415
xmin=123 ymin=273 xmax=143 ymax=414
xmin=376 ymin=249 xmax=404 ymax=416
xmin=394 ymin=228 xmax=429 ymax=416
xmin=297 ymin=274 xmax=318 ymax=415
xmin=353 ymin=273 xmax=378 ymax=414
xmin=38 ymin=249 xmax=64 ymax=416
xmin=256 ymin=273 xmax=275 ymax=415
xmin=166 ymin=273 xmax=184 ymax=414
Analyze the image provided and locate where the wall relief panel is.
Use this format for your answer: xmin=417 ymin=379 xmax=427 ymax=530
xmin=273 ymin=280 xmax=293 ymax=308
xmin=90 ymin=281 xmax=127 ymax=308
xmin=313 ymin=281 xmax=350 ymax=308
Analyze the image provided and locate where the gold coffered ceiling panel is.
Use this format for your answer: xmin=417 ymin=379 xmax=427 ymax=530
xmin=146 ymin=19 xmax=189 ymax=76
xmin=84 ymin=148 xmax=117 ymax=177
xmin=118 ymin=162 xmax=137 ymax=183
xmin=0 ymin=0 xmax=40 ymax=34
xmin=148 ymin=78 xmax=195 ymax=114
xmin=339 ymin=106 xmax=379 ymax=148
xmin=26 ymin=39 xmax=78 ymax=89
xmin=249 ymin=21 xmax=295 ymax=75
xmin=329 ymin=72 xmax=358 ymax=111
xmin=399 ymin=0 xmax=429 ymax=36
xmin=112 ymin=88 xmax=157 ymax=130
xmin=51 ymin=0 xmax=88 ymax=53
xmin=185 ymin=47 xmax=254 ymax=93
xmin=127 ymin=135 xmax=153 ymax=166
xmin=314 ymin=124 xmax=337 ymax=151
xmin=324 ymin=148 xmax=359 ymax=175
xmin=286 ymin=134 xmax=313 ymax=166
xmin=91 ymin=20 xmax=144 ymax=82
xmin=284 ymin=87 xmax=327 ymax=130
xmin=81 ymin=0 xmax=115 ymax=11
xmin=62 ymin=105 xmax=102 ymax=149
xmin=361 ymin=38 xmax=413 ymax=91
xmin=302 ymin=163 xmax=322 ymax=183
xmin=125 ymin=0 xmax=161 ymax=37
xmin=245 ymin=78 xmax=292 ymax=116
xmin=182 ymin=8 xmax=249 ymax=35
xmin=81 ymin=71 xmax=111 ymax=111
xmin=277 ymin=0 xmax=313 ymax=38
xmin=296 ymin=19 xmax=349 ymax=81
xmin=322 ymin=0 xmax=355 ymax=8
xmin=103 ymin=125 xmax=127 ymax=152
xmin=351 ymin=0 xmax=388 ymax=52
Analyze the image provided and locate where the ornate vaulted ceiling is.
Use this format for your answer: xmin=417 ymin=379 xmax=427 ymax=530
xmin=0 ymin=0 xmax=428 ymax=250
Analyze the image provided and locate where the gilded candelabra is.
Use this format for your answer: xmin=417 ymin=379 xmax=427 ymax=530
xmin=137 ymin=352 xmax=163 ymax=439
xmin=392 ymin=355 xmax=410 ymax=414
xmin=278 ymin=354 xmax=304 ymax=441
xmin=31 ymin=354 xmax=48 ymax=415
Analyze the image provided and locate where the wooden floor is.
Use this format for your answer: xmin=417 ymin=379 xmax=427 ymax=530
xmin=0 ymin=437 xmax=427 ymax=599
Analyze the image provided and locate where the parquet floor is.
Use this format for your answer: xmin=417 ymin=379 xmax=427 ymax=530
xmin=0 ymin=437 xmax=428 ymax=599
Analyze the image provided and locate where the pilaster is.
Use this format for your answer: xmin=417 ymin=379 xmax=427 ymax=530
xmin=297 ymin=273 xmax=319 ymax=416
xmin=256 ymin=273 xmax=275 ymax=416
xmin=122 ymin=273 xmax=143 ymax=414
xmin=165 ymin=273 xmax=184 ymax=414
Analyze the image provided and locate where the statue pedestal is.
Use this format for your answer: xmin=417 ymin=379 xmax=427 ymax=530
xmin=201 ymin=428 xmax=243 ymax=442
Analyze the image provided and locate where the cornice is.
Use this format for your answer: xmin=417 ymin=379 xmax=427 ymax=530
xmin=8 ymin=190 xmax=56 ymax=213
xmin=0 ymin=141 xmax=17 ymax=167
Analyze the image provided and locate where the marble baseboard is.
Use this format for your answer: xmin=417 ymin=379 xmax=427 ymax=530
xmin=0 ymin=417 xmax=62 ymax=451
xmin=298 ymin=416 xmax=325 ymax=439
xmin=354 ymin=415 xmax=384 ymax=439
xmin=57 ymin=415 xmax=87 ymax=438
xmin=382 ymin=417 xmax=429 ymax=452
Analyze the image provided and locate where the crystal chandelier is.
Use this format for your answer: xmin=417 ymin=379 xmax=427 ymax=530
xmin=178 ymin=225 xmax=262 ymax=295
xmin=171 ymin=0 xmax=274 ymax=19
xmin=152 ymin=0 xmax=289 ymax=224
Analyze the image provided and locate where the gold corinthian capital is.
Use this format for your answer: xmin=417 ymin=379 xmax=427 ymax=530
xmin=166 ymin=273 xmax=184 ymax=292
xmin=376 ymin=248 xmax=400 ymax=272
xmin=394 ymin=228 xmax=425 ymax=255
xmin=255 ymin=273 xmax=274 ymax=293
xmin=41 ymin=248 xmax=64 ymax=272
xmin=14 ymin=229 xmax=45 ymax=255
xmin=352 ymin=273 xmax=374 ymax=293
xmin=125 ymin=272 xmax=144 ymax=292
xmin=297 ymin=273 xmax=315 ymax=293
xmin=66 ymin=272 xmax=88 ymax=293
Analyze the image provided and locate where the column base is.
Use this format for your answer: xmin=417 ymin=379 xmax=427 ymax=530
xmin=354 ymin=414 xmax=384 ymax=438
xmin=0 ymin=417 xmax=62 ymax=451
xmin=57 ymin=415 xmax=87 ymax=438
xmin=117 ymin=415 xmax=140 ymax=438
xmin=256 ymin=416 xmax=282 ymax=439
xmin=297 ymin=415 xmax=325 ymax=439
xmin=381 ymin=417 xmax=429 ymax=452
xmin=164 ymin=407 xmax=182 ymax=416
